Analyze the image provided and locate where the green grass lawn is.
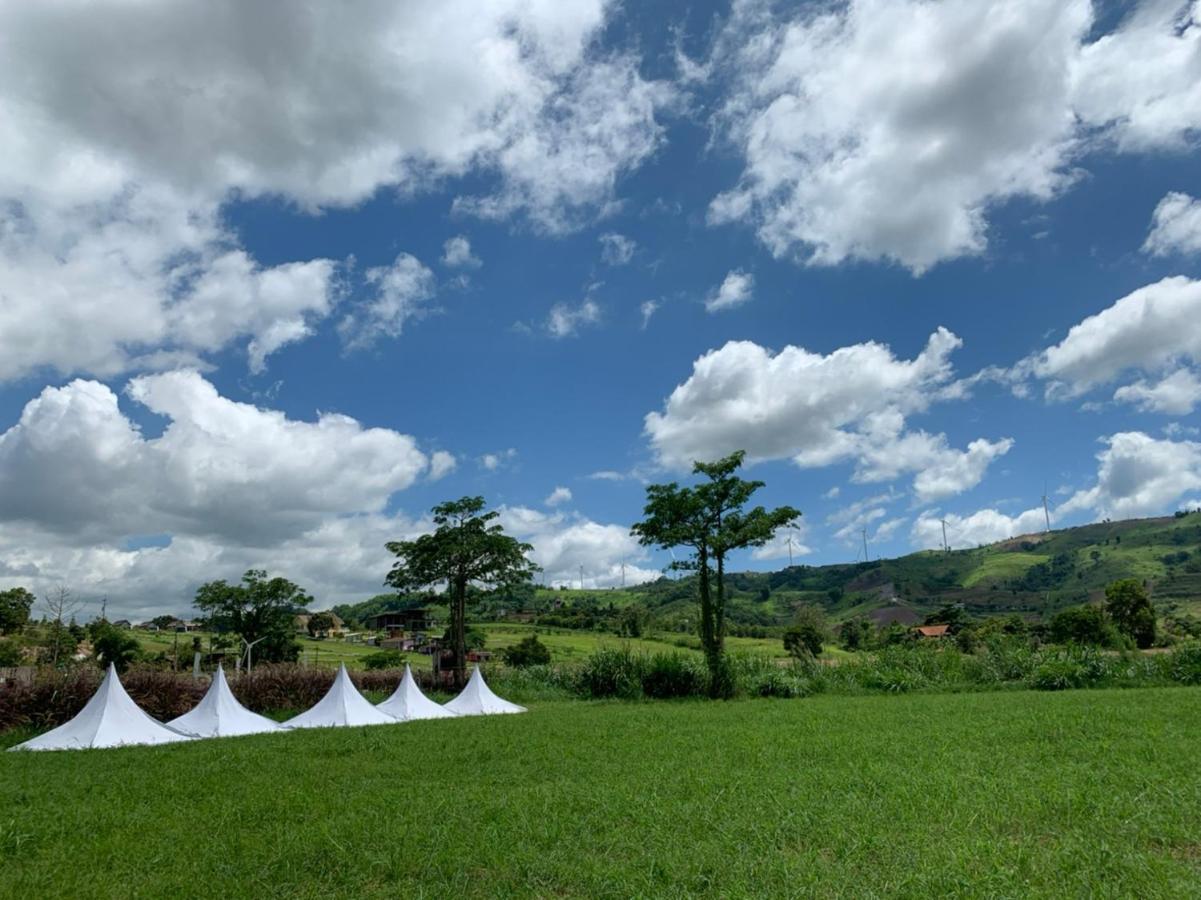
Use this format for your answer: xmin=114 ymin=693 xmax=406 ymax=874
xmin=3 ymin=689 xmax=1200 ymax=897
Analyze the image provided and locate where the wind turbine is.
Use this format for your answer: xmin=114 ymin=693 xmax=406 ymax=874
xmin=1042 ymin=482 xmax=1052 ymax=533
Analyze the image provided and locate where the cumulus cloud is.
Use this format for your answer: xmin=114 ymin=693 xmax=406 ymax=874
xmin=0 ymin=372 xmax=430 ymax=548
xmin=709 ymin=0 xmax=1201 ymax=272
xmin=1143 ymin=192 xmax=1201 ymax=257
xmin=0 ymin=0 xmax=670 ymax=381
xmin=1059 ymin=431 xmax=1201 ymax=520
xmin=479 ymin=449 xmax=517 ymax=471
xmin=912 ymin=506 xmax=1049 ymax=550
xmin=339 ymin=253 xmax=437 ymax=348
xmin=705 ymin=270 xmax=754 ymax=313
xmin=441 ymin=236 xmax=481 ymax=269
xmin=546 ymin=299 xmax=601 ymax=338
xmin=599 ymin=233 xmax=636 ymax=265
xmin=645 ymin=328 xmax=1011 ymax=500
xmin=428 ymin=451 xmax=457 ymax=481
xmin=1019 ymin=276 xmax=1201 ymax=402
xmin=496 ymin=506 xmax=657 ymax=589
xmin=545 ymin=486 xmax=573 ymax=507
xmin=710 ymin=0 xmax=1087 ymax=272
xmin=1113 ymin=367 xmax=1201 ymax=415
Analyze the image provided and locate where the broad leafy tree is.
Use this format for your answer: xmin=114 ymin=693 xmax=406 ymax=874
xmin=194 ymin=569 xmax=309 ymax=664
xmin=91 ymin=623 xmax=141 ymax=672
xmin=1104 ymin=578 xmax=1157 ymax=649
xmin=306 ymin=612 xmax=335 ymax=638
xmin=386 ymin=497 xmax=537 ymax=686
xmin=0 ymin=587 xmax=34 ymax=635
xmin=633 ymin=451 xmax=800 ymax=697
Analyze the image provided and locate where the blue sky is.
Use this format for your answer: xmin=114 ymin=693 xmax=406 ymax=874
xmin=1 ymin=0 xmax=1200 ymax=618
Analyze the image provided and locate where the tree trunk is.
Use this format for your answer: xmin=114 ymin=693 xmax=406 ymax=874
xmin=696 ymin=544 xmax=722 ymax=698
xmin=452 ymin=576 xmax=468 ymax=688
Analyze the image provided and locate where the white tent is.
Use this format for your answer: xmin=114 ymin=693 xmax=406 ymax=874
xmin=443 ymin=665 xmax=526 ymax=716
xmin=376 ymin=663 xmax=456 ymax=721
xmin=168 ymin=665 xmax=283 ymax=738
xmin=284 ymin=663 xmax=396 ymax=729
xmin=9 ymin=664 xmax=194 ymax=752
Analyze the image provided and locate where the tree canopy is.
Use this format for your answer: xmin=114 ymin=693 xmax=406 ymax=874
xmin=1104 ymin=579 xmax=1157 ymax=649
xmin=0 ymin=587 xmax=34 ymax=635
xmin=386 ymin=496 xmax=537 ymax=685
xmin=194 ymin=569 xmax=309 ymax=665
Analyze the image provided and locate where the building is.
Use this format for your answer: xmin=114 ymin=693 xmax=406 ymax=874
xmin=365 ymin=609 xmax=431 ymax=635
xmin=294 ymin=612 xmax=348 ymax=639
xmin=914 ymin=624 xmax=951 ymax=639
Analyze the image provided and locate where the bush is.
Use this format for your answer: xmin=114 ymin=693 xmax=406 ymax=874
xmin=576 ymin=646 xmax=645 ymax=699
xmin=1029 ymin=646 xmax=1110 ymax=691
xmin=640 ymin=653 xmax=706 ymax=698
xmin=783 ymin=624 xmax=823 ymax=659
xmin=1169 ymin=643 xmax=1201 ymax=685
xmin=501 ymin=635 xmax=552 ymax=668
xmin=0 ymin=638 xmax=23 ymax=667
xmin=362 ymin=650 xmax=407 ymax=671
xmin=1049 ymin=605 xmax=1122 ymax=648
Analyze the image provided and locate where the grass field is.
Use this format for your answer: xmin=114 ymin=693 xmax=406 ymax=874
xmin=3 ymin=688 xmax=1200 ymax=897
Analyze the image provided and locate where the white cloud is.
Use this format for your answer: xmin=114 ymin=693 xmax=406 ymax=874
xmin=0 ymin=0 xmax=671 ymax=382
xmin=1143 ymin=192 xmax=1201 ymax=257
xmin=912 ymin=506 xmax=1048 ymax=550
xmin=705 ymin=270 xmax=754 ymax=313
xmin=1113 ymin=367 xmax=1201 ymax=415
xmin=545 ymin=486 xmax=573 ymax=507
xmin=750 ymin=525 xmax=812 ymax=561
xmin=1072 ymin=1 xmax=1201 ymax=152
xmin=822 ymin=486 xmax=841 ymax=500
xmin=646 ymin=328 xmax=1010 ymax=500
xmin=339 ymin=253 xmax=436 ymax=348
xmin=428 ymin=451 xmax=457 ymax=481
xmin=1059 ymin=431 xmax=1201 ymax=520
xmin=709 ymin=0 xmax=1201 ymax=273
xmin=479 ymin=449 xmax=517 ymax=471
xmin=441 ymin=236 xmax=481 ymax=269
xmin=496 ymin=506 xmax=657 ymax=588
xmin=0 ymin=371 xmax=431 ymax=552
xmin=1024 ymin=276 xmax=1201 ymax=399
xmin=547 ymin=299 xmax=601 ymax=338
xmin=599 ymin=233 xmax=636 ymax=265
xmin=710 ymin=0 xmax=1087 ymax=272
xmin=640 ymin=299 xmax=661 ymax=329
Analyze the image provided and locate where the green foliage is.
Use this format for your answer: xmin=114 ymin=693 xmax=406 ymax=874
xmin=0 ymin=587 xmax=34 ymax=635
xmin=361 ymin=650 xmax=407 ymax=671
xmin=783 ymin=624 xmax=823 ymax=658
xmin=387 ymin=496 xmax=537 ymax=685
xmin=193 ymin=569 xmax=307 ymax=664
xmin=1104 ymin=579 xmax=1157 ymax=648
xmin=1049 ymin=605 xmax=1121 ymax=648
xmin=306 ymin=612 xmax=335 ymax=638
xmin=501 ymin=634 xmax=552 ymax=668
xmin=91 ymin=623 xmax=142 ymax=673
xmin=0 ymin=638 xmax=22 ymax=667
xmin=838 ymin=617 xmax=873 ymax=651
xmin=150 ymin=615 xmax=178 ymax=629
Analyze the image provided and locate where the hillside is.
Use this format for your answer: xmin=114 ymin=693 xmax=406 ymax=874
xmin=335 ymin=511 xmax=1201 ymax=630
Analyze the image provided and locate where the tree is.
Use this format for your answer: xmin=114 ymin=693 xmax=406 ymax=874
xmin=501 ymin=634 xmax=551 ymax=667
xmin=618 ymin=603 xmax=648 ymax=638
xmin=194 ymin=570 xmax=308 ymax=666
xmin=307 ymin=612 xmax=335 ymax=639
xmin=41 ymin=586 xmax=83 ymax=667
xmin=784 ymin=604 xmax=827 ymax=658
xmin=92 ymin=623 xmax=141 ymax=672
xmin=386 ymin=497 xmax=538 ymax=687
xmin=633 ymin=451 xmax=799 ymax=697
xmin=0 ymin=587 xmax=34 ymax=635
xmin=1104 ymin=578 xmax=1157 ymax=649
xmin=151 ymin=614 xmax=178 ymax=629
xmin=1049 ymin=605 xmax=1119 ymax=648
xmin=838 ymin=617 xmax=873 ymax=651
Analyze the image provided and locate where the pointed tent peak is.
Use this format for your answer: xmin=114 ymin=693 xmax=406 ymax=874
xmin=286 ymin=663 xmax=395 ymax=729
xmin=168 ymin=665 xmax=282 ymax=739
xmin=444 ymin=665 xmax=526 ymax=716
xmin=377 ymin=662 xmax=455 ymax=722
xmin=11 ymin=665 xmax=194 ymax=752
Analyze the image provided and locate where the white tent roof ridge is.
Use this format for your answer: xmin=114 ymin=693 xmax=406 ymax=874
xmin=443 ymin=665 xmax=526 ymax=716
xmin=168 ymin=665 xmax=283 ymax=738
xmin=10 ymin=663 xmax=194 ymax=752
xmin=285 ymin=663 xmax=396 ymax=729
xmin=377 ymin=663 xmax=456 ymax=721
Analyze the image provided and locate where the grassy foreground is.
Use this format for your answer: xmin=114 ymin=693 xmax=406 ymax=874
xmin=3 ymin=690 xmax=1201 ymax=898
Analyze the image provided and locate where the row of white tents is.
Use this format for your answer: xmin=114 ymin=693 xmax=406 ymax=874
xmin=10 ymin=662 xmax=524 ymax=751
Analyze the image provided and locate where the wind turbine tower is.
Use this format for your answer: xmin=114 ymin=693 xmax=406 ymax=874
xmin=1042 ymin=484 xmax=1052 ymax=533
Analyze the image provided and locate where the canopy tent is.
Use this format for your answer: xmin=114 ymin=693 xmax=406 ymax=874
xmin=443 ymin=665 xmax=526 ymax=716
xmin=376 ymin=663 xmax=456 ymax=721
xmin=285 ymin=663 xmax=396 ymax=729
xmin=9 ymin=664 xmax=193 ymax=752
xmin=168 ymin=665 xmax=283 ymax=738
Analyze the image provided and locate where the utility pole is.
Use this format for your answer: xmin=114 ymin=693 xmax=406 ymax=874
xmin=941 ymin=518 xmax=949 ymax=553
xmin=861 ymin=528 xmax=869 ymax=562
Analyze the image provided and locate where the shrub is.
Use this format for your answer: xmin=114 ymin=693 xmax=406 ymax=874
xmin=576 ymin=646 xmax=645 ymax=699
xmin=640 ymin=653 xmax=706 ymax=698
xmin=783 ymin=624 xmax=823 ymax=659
xmin=501 ymin=635 xmax=552 ymax=668
xmin=362 ymin=650 xmax=407 ymax=670
xmin=0 ymin=638 xmax=23 ymax=667
xmin=1029 ymin=646 xmax=1110 ymax=691
xmin=1169 ymin=643 xmax=1201 ymax=685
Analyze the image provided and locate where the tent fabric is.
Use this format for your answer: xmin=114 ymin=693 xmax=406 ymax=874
xmin=443 ymin=665 xmax=526 ymax=716
xmin=168 ymin=665 xmax=283 ymax=738
xmin=284 ymin=663 xmax=396 ymax=729
xmin=376 ymin=663 xmax=456 ymax=721
xmin=9 ymin=664 xmax=194 ymax=752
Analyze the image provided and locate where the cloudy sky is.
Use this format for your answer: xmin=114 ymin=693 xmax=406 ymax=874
xmin=2 ymin=0 xmax=1200 ymax=619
